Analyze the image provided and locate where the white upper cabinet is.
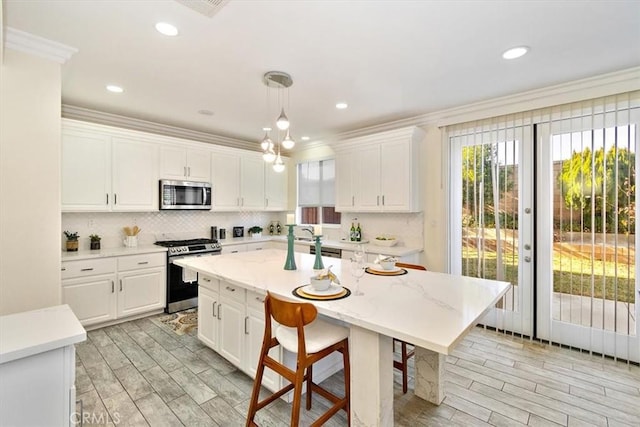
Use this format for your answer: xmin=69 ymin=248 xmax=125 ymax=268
xmin=62 ymin=120 xmax=159 ymax=212
xmin=212 ymin=150 xmax=272 ymax=211
xmin=264 ymin=158 xmax=288 ymax=211
xmin=112 ymin=137 xmax=158 ymax=211
xmin=62 ymin=127 xmax=111 ymax=211
xmin=160 ymin=145 xmax=211 ymax=182
xmin=334 ymin=126 xmax=424 ymax=213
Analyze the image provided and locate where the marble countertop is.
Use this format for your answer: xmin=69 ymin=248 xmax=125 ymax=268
xmin=0 ymin=304 xmax=86 ymax=364
xmin=221 ymin=235 xmax=423 ymax=258
xmin=175 ymin=249 xmax=510 ymax=355
xmin=61 ymin=245 xmax=167 ymax=261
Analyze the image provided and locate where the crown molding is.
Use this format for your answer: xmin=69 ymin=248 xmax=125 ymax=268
xmin=327 ymin=66 xmax=640 ymax=142
xmin=61 ymin=105 xmax=259 ymax=151
xmin=4 ymin=27 xmax=77 ymax=64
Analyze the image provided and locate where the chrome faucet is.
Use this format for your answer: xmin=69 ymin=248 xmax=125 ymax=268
xmin=300 ymin=227 xmax=314 ymax=236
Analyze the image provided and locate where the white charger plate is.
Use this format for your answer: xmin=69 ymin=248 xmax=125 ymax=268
xmin=368 ymin=265 xmax=402 ymax=273
xmin=301 ymin=283 xmax=344 ymax=297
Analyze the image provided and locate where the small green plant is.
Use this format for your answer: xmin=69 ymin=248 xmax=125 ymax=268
xmin=64 ymin=231 xmax=79 ymax=241
xmin=89 ymin=234 xmax=101 ymax=242
xmin=248 ymin=226 xmax=263 ymax=235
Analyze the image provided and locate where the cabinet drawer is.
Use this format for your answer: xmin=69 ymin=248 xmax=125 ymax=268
xmin=220 ymin=282 xmax=245 ymax=302
xmin=118 ymin=253 xmax=165 ymax=271
xmin=61 ymin=258 xmax=116 ymax=280
xmin=247 ymin=290 xmax=267 ymax=310
xmin=199 ymin=274 xmax=219 ymax=293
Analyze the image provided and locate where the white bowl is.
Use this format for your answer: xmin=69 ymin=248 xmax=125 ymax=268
xmin=379 ymin=259 xmax=397 ymax=270
xmin=373 ymin=237 xmax=398 ymax=247
xmin=310 ymin=276 xmax=331 ymax=291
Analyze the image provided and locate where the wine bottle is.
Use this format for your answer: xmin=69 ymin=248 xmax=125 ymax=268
xmin=356 ymin=223 xmax=362 ymax=241
xmin=350 ymin=222 xmax=356 ymax=241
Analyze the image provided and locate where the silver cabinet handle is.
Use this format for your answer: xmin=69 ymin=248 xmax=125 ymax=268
xmin=244 ymin=316 xmax=249 ymax=335
xmin=212 ymin=302 xmax=216 ymax=317
xmin=61 ymin=267 xmax=66 ymax=271
xmin=352 ymin=195 xmax=354 ymax=206
xmin=114 ymin=193 xmax=117 ymax=205
xmin=524 ymin=256 xmax=531 ymax=263
xmin=80 ymin=268 xmax=94 ymax=272
xmin=217 ymin=304 xmax=222 ymax=320
xmin=265 ymin=198 xmax=269 ymax=207
xmin=119 ymin=279 xmax=123 ymax=291
xmin=138 ymin=261 xmax=149 ymax=265
xmin=106 ymin=193 xmax=109 ymax=205
xmin=202 ymin=277 xmax=211 ymax=282
xmin=255 ymin=296 xmax=264 ymax=303
xmin=377 ymin=195 xmax=380 ymax=206
xmin=76 ymin=399 xmax=84 ymax=427
xmin=382 ymin=195 xmax=385 ymax=205
xmin=111 ymin=281 xmax=114 ymax=293
xmin=524 ymin=244 xmax=531 ymax=250
xmin=226 ymin=286 xmax=235 ymax=292
xmin=188 ymin=166 xmax=191 ymax=177
xmin=184 ymin=166 xmax=187 ymax=177
xmin=231 ymin=250 xmax=239 ymax=254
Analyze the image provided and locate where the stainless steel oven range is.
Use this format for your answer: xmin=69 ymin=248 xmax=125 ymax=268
xmin=155 ymin=238 xmax=222 ymax=313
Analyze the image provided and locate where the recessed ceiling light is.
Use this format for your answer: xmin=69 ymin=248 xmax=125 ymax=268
xmin=336 ymin=102 xmax=348 ymax=109
xmin=106 ymin=85 xmax=124 ymax=93
xmin=502 ymin=46 xmax=529 ymax=60
xmin=198 ymin=109 xmax=214 ymax=116
xmin=301 ymin=136 xmax=310 ymax=141
xmin=155 ymin=22 xmax=178 ymax=36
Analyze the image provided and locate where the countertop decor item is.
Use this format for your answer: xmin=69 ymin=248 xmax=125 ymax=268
xmin=64 ymin=231 xmax=79 ymax=252
xmin=89 ymin=234 xmax=101 ymax=250
xmin=373 ymin=236 xmax=398 ymax=247
xmin=284 ymin=222 xmax=297 ymax=270
xmin=123 ymin=225 xmax=140 ymax=248
xmin=313 ymin=235 xmax=324 ymax=270
xmin=248 ymin=226 xmax=263 ymax=238
xmin=233 ymin=226 xmax=244 ymax=238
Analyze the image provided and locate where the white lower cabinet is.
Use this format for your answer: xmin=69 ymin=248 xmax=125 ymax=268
xmin=198 ymin=277 xmax=281 ymax=392
xmin=62 ymin=253 xmax=166 ymax=327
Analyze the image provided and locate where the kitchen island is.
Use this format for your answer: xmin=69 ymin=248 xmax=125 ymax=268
xmin=175 ymin=249 xmax=510 ymax=426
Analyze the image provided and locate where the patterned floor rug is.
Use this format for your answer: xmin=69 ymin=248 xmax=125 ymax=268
xmin=157 ymin=308 xmax=198 ymax=335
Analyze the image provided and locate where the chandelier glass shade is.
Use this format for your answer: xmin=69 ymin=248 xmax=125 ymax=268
xmin=260 ymin=71 xmax=296 ymax=172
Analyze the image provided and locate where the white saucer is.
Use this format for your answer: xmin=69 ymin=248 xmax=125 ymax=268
xmin=368 ymin=265 xmax=402 ymax=273
xmin=301 ymin=283 xmax=344 ymax=296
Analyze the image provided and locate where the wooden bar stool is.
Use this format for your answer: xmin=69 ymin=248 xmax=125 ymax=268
xmin=393 ymin=262 xmax=427 ymax=394
xmin=246 ymin=292 xmax=350 ymax=427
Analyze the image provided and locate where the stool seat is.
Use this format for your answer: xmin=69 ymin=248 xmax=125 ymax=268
xmin=276 ymin=319 xmax=349 ymax=354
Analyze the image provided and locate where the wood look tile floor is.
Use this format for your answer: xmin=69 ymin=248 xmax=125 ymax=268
xmin=75 ymin=313 xmax=640 ymax=426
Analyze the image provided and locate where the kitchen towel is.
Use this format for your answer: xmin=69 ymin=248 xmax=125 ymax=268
xmin=182 ymin=268 xmax=198 ymax=284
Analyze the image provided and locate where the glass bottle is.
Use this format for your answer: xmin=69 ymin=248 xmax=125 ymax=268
xmin=350 ymin=222 xmax=356 ymax=241
xmin=276 ymin=221 xmax=282 ymax=235
xmin=356 ymin=223 xmax=362 ymax=241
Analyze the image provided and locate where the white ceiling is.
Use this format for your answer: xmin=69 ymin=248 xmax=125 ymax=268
xmin=4 ymin=0 xmax=640 ymax=146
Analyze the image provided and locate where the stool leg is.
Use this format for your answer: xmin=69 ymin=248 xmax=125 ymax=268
xmin=401 ymin=341 xmax=408 ymax=394
xmin=246 ymin=353 xmax=267 ymax=426
xmin=291 ymin=364 xmax=306 ymax=426
xmin=341 ymin=342 xmax=351 ymax=426
xmin=306 ymin=364 xmax=313 ymax=410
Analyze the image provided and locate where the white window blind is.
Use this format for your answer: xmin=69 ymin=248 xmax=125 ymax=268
xmin=298 ymin=159 xmax=336 ymax=207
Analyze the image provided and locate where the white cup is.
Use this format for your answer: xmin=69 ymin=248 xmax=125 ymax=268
xmin=124 ymin=236 xmax=138 ymax=248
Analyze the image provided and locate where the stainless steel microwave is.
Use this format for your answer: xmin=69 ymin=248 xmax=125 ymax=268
xmin=160 ymin=180 xmax=212 ymax=210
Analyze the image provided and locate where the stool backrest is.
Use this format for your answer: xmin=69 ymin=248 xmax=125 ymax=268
xmin=266 ymin=292 xmax=317 ymax=327
xmin=395 ymin=262 xmax=427 ymax=271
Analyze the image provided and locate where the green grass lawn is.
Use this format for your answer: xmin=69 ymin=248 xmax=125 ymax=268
xmin=462 ymin=249 xmax=636 ymax=304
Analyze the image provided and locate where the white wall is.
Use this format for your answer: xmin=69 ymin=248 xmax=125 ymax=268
xmin=0 ymin=49 xmax=62 ymax=315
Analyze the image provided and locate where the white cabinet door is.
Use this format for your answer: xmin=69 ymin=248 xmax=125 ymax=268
xmin=354 ymin=145 xmax=381 ymax=211
xmin=264 ymin=159 xmax=288 ymax=211
xmin=111 ymin=137 xmax=158 ymax=211
xmin=198 ymin=285 xmax=219 ymax=350
xmin=117 ymin=267 xmax=165 ymax=318
xmin=245 ymin=299 xmax=280 ymax=391
xmin=335 ymin=151 xmax=354 ymax=211
xmin=62 ymin=275 xmax=117 ymax=326
xmin=61 ymin=129 xmax=111 ymax=211
xmin=240 ymin=155 xmax=265 ymax=210
xmin=218 ymin=295 xmax=244 ymax=367
xmin=211 ymin=151 xmax=241 ymax=209
xmin=380 ymin=139 xmax=412 ymax=211
xmin=160 ymin=145 xmax=189 ymax=180
xmin=245 ymin=242 xmax=267 ymax=252
xmin=186 ymin=149 xmax=211 ymax=182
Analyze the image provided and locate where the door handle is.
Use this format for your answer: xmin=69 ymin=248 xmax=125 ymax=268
xmin=212 ymin=302 xmax=216 ymax=317
xmin=382 ymin=195 xmax=385 ymax=205
xmin=111 ymin=281 xmax=114 ymax=293
xmin=244 ymin=316 xmax=249 ymax=335
xmin=524 ymin=244 xmax=531 ymax=250
xmin=106 ymin=193 xmax=109 ymax=205
xmin=217 ymin=304 xmax=222 ymax=320
xmin=524 ymin=256 xmax=531 ymax=263
xmin=114 ymin=193 xmax=117 ymax=205
xmin=138 ymin=261 xmax=149 ymax=265
xmin=119 ymin=279 xmax=123 ymax=291
xmin=184 ymin=166 xmax=187 ymax=177
xmin=80 ymin=268 xmax=94 ymax=272
xmin=377 ymin=195 xmax=380 ymax=206
xmin=188 ymin=166 xmax=191 ymax=177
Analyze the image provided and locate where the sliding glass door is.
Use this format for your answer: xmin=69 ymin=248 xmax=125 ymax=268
xmin=449 ymin=123 xmax=534 ymax=336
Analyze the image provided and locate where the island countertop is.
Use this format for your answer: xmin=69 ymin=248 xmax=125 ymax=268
xmin=174 ymin=249 xmax=510 ymax=355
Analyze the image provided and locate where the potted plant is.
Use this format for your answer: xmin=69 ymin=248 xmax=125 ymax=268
xmin=248 ymin=226 xmax=263 ymax=238
xmin=89 ymin=234 xmax=101 ymax=250
xmin=64 ymin=231 xmax=79 ymax=252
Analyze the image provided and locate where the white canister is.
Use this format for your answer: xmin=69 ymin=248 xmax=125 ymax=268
xmin=124 ymin=236 xmax=138 ymax=248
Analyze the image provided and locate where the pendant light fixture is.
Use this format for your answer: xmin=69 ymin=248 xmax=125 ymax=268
xmin=260 ymin=71 xmax=296 ymax=171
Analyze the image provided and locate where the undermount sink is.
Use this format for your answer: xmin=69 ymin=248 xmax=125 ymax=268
xmin=294 ymin=237 xmax=314 ymax=242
